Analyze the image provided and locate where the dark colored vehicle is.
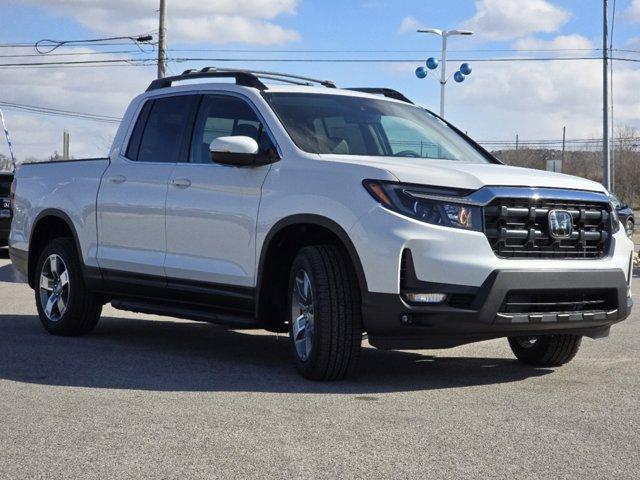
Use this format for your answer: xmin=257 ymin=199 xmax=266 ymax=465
xmin=610 ymin=194 xmax=635 ymax=238
xmin=0 ymin=173 xmax=13 ymax=247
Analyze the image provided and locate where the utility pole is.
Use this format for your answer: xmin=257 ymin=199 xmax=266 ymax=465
xmin=157 ymin=0 xmax=168 ymax=79
xmin=561 ymin=126 xmax=566 ymax=164
xmin=417 ymin=29 xmax=473 ymax=118
xmin=63 ymin=130 xmax=70 ymax=160
xmin=515 ymin=134 xmax=519 ymax=151
xmin=602 ymin=0 xmax=611 ymax=191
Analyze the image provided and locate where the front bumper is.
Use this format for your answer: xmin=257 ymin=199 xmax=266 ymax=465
xmin=350 ymin=204 xmax=635 ymax=294
xmin=363 ymin=268 xmax=633 ymax=350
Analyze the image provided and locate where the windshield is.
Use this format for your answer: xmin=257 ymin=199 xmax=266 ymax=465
xmin=264 ymin=92 xmax=490 ymax=163
xmin=609 ymin=195 xmax=621 ymax=208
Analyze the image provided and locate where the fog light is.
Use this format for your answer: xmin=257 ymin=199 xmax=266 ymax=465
xmin=404 ymin=292 xmax=448 ymax=304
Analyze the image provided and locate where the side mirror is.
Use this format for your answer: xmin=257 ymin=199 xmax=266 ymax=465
xmin=210 ymin=136 xmax=273 ymax=166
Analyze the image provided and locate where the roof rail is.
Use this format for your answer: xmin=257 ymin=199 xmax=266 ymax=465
xmin=146 ymin=69 xmax=267 ymax=91
xmin=204 ymin=68 xmax=337 ymax=88
xmin=146 ymin=67 xmax=337 ymax=92
xmin=346 ymin=88 xmax=413 ymax=104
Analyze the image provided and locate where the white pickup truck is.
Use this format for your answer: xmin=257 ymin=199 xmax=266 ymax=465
xmin=9 ymin=69 xmax=634 ymax=380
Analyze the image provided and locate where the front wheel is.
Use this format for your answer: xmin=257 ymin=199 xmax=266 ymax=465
xmin=626 ymin=219 xmax=634 ymax=238
xmin=34 ymin=237 xmax=102 ymax=336
xmin=508 ymin=335 xmax=582 ymax=367
xmin=288 ymin=245 xmax=362 ymax=380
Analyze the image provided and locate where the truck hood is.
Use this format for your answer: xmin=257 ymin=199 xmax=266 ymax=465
xmin=320 ymin=156 xmax=607 ymax=194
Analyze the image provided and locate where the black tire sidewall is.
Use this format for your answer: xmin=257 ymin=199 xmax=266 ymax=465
xmin=508 ymin=336 xmax=549 ymax=364
xmin=508 ymin=334 xmax=581 ymax=366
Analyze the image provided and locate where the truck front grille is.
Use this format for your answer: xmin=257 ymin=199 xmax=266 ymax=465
xmin=483 ymin=198 xmax=612 ymax=259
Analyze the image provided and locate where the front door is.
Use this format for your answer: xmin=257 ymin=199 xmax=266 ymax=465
xmin=164 ymin=94 xmax=276 ymax=288
xmin=97 ymin=94 xmax=198 ymax=278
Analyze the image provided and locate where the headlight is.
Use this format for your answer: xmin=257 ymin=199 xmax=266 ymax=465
xmin=363 ymin=180 xmax=483 ymax=231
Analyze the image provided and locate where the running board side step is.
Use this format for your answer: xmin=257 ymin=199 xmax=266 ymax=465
xmin=110 ymin=299 xmax=259 ymax=329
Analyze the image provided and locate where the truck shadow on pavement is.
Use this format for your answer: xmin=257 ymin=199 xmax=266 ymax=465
xmin=0 ymin=249 xmax=23 ymax=284
xmin=0 ymin=314 xmax=552 ymax=394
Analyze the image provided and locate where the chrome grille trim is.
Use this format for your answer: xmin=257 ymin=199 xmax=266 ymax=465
xmin=483 ymin=196 xmax=612 ymax=259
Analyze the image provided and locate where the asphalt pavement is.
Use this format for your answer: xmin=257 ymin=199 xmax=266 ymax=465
xmin=0 ymin=249 xmax=638 ymax=479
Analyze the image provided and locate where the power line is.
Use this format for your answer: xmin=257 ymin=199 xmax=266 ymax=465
xmin=1 ymin=55 xmax=640 ymax=69
xmin=166 ymin=47 xmax=606 ymax=53
xmin=34 ymin=34 xmax=154 ymax=54
xmin=0 ymin=50 xmax=151 ymax=59
xmin=0 ymin=41 xmax=150 ymax=48
xmin=0 ymin=58 xmax=154 ymax=68
xmin=0 ymin=100 xmax=121 ymax=123
xmin=169 ymin=56 xmax=639 ymax=63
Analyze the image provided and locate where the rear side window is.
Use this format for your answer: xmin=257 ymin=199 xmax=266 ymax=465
xmin=127 ymin=95 xmax=197 ymax=163
xmin=125 ymin=101 xmax=153 ymax=160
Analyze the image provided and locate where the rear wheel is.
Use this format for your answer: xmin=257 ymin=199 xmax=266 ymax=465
xmin=508 ymin=334 xmax=582 ymax=366
xmin=288 ymin=245 xmax=362 ymax=380
xmin=34 ymin=238 xmax=102 ymax=336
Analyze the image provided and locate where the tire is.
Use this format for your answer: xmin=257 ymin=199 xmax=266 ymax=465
xmin=288 ymin=245 xmax=362 ymax=380
xmin=34 ymin=237 xmax=102 ymax=336
xmin=508 ymin=335 xmax=582 ymax=367
xmin=626 ymin=219 xmax=634 ymax=238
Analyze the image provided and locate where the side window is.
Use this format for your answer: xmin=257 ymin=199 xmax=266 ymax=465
xmin=125 ymin=100 xmax=153 ymax=160
xmin=135 ymin=95 xmax=197 ymax=163
xmin=190 ymin=95 xmax=275 ymax=164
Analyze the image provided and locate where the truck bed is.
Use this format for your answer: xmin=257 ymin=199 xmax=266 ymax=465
xmin=10 ymin=157 xmax=110 ymax=267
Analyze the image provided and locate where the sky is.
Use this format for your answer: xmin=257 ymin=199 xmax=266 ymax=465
xmin=0 ymin=0 xmax=639 ymax=160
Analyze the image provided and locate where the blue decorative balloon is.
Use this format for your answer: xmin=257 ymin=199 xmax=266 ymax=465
xmin=426 ymin=57 xmax=439 ymax=70
xmin=460 ymin=63 xmax=472 ymax=75
xmin=454 ymin=71 xmax=465 ymax=83
xmin=415 ymin=66 xmax=428 ymax=79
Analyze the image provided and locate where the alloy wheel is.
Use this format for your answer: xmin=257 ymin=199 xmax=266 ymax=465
xmin=291 ymin=269 xmax=315 ymax=361
xmin=515 ymin=336 xmax=539 ymax=349
xmin=39 ymin=254 xmax=70 ymax=322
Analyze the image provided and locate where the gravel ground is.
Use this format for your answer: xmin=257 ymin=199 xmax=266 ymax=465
xmin=0 ymin=250 xmax=638 ymax=479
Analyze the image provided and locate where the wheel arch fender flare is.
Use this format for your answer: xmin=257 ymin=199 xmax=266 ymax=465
xmin=256 ymin=214 xmax=369 ymax=301
xmin=28 ymin=209 xmax=84 ymax=288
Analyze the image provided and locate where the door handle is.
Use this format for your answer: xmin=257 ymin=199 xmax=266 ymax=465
xmin=172 ymin=178 xmax=192 ymax=189
xmin=108 ymin=174 xmax=126 ymax=184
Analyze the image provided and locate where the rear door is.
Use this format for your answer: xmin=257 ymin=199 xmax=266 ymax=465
xmin=164 ymin=93 xmax=276 ymax=288
xmin=97 ymin=94 xmax=198 ymax=278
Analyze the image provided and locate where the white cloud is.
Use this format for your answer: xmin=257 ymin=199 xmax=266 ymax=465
xmin=627 ymin=0 xmax=640 ymax=22
xmin=625 ymin=37 xmax=640 ymax=50
xmin=464 ymin=0 xmax=571 ymax=41
xmin=3 ymin=0 xmax=300 ymax=45
xmin=171 ymin=16 xmax=299 ymax=44
xmin=450 ymin=43 xmax=640 ymax=141
xmin=514 ymin=34 xmax=594 ymax=52
xmin=398 ymin=16 xmax=422 ymax=34
xmin=0 ymin=47 xmax=151 ymax=160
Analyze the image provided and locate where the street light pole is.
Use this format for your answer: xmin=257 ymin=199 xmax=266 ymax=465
xmin=439 ymin=34 xmax=447 ymax=118
xmin=602 ymin=0 xmax=611 ymax=192
xmin=418 ymin=29 xmax=473 ymax=118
